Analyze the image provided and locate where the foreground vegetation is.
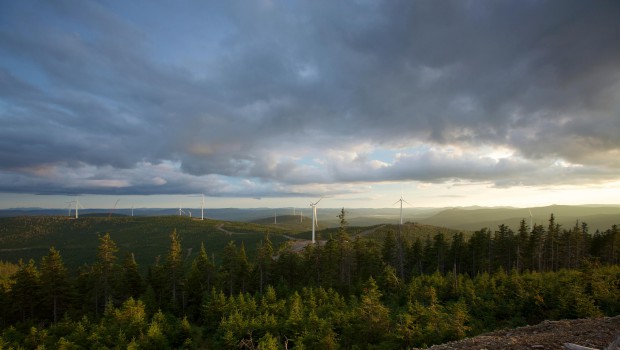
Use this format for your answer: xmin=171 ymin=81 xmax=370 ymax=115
xmin=0 ymin=211 xmax=618 ymax=349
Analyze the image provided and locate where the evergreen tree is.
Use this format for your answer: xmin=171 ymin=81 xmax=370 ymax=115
xmin=255 ymin=235 xmax=274 ymax=294
xmin=529 ymin=224 xmax=545 ymax=271
xmin=40 ymin=247 xmax=72 ymax=323
xmin=221 ymin=241 xmax=238 ymax=295
xmin=355 ymin=277 xmax=390 ymax=345
xmin=352 ymin=237 xmax=382 ymax=287
xmin=10 ymin=259 xmax=41 ymax=322
xmin=120 ymin=253 xmax=144 ymax=300
xmin=516 ymin=219 xmax=530 ymax=272
xmin=382 ymin=229 xmax=397 ymax=269
xmin=336 ymin=208 xmax=353 ymax=288
xmin=468 ymin=229 xmax=491 ymax=275
xmin=448 ymin=233 xmax=466 ymax=275
xmin=273 ymin=242 xmax=303 ymax=290
xmin=321 ymin=236 xmax=339 ymax=288
xmin=432 ymin=233 xmax=448 ymax=274
xmin=146 ymin=256 xmax=167 ymax=309
xmin=494 ymin=224 xmax=514 ymax=272
xmin=407 ymin=237 xmax=424 ymax=276
xmin=544 ymin=214 xmax=560 ymax=271
xmin=166 ymin=229 xmax=184 ymax=309
xmin=95 ymin=233 xmax=120 ymax=309
xmin=237 ymin=242 xmax=251 ymax=293
xmin=186 ymin=243 xmax=215 ymax=307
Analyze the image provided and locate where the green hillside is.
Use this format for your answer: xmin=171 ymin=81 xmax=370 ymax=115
xmin=0 ymin=216 xmax=290 ymax=271
xmin=420 ymin=205 xmax=620 ymax=232
xmin=250 ymin=214 xmax=313 ymax=231
xmin=365 ymin=223 xmax=471 ymax=242
xmin=0 ymin=215 xmax=467 ymax=271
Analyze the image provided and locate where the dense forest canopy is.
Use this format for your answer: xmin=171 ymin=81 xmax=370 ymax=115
xmin=0 ymin=211 xmax=619 ymax=349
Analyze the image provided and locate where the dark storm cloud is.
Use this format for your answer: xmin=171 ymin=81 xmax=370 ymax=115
xmin=1 ymin=0 xmax=619 ymax=196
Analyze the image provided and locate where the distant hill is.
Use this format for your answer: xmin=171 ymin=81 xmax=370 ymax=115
xmin=0 ymin=214 xmax=468 ymax=271
xmin=0 ymin=216 xmax=290 ymax=271
xmin=0 ymin=207 xmax=443 ymax=223
xmin=419 ymin=205 xmax=620 ymax=232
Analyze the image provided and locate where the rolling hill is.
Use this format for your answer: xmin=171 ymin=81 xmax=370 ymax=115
xmin=419 ymin=205 xmax=620 ymax=232
xmin=0 ymin=216 xmax=291 ymax=271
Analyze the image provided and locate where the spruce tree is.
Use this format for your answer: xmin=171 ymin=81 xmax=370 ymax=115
xmin=40 ymin=247 xmax=71 ymax=323
xmin=11 ymin=259 xmax=41 ymax=322
xmin=95 ymin=233 xmax=119 ymax=308
xmin=121 ymin=253 xmax=144 ymax=300
xmin=165 ymin=229 xmax=184 ymax=309
xmin=256 ymin=235 xmax=274 ymax=294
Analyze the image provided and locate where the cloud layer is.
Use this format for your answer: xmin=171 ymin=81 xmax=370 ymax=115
xmin=1 ymin=0 xmax=619 ymax=198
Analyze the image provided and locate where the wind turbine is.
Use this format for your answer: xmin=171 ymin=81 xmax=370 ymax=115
xmin=178 ymin=205 xmax=186 ymax=216
xmin=66 ymin=202 xmax=73 ymax=217
xmin=528 ymin=208 xmax=533 ymax=231
xmin=394 ymin=192 xmax=410 ymax=225
xmin=300 ymin=209 xmax=303 ymax=223
xmin=310 ymin=198 xmax=323 ymax=243
xmin=131 ymin=205 xmax=134 ymax=217
xmin=274 ymin=211 xmax=277 ymax=225
xmin=67 ymin=199 xmax=84 ymax=219
xmin=201 ymin=194 xmax=205 ymax=220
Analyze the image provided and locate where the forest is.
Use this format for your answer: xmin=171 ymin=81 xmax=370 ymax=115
xmin=0 ymin=211 xmax=619 ymax=349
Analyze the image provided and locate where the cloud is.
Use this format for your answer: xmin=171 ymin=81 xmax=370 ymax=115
xmin=0 ymin=0 xmax=619 ymax=198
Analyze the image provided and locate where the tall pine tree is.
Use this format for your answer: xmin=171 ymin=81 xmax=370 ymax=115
xmin=40 ymin=247 xmax=72 ymax=323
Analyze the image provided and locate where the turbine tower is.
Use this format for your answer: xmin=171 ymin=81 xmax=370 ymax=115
xmin=201 ymin=194 xmax=205 ymax=220
xmin=528 ymin=208 xmax=533 ymax=231
xmin=274 ymin=211 xmax=277 ymax=225
xmin=310 ymin=198 xmax=323 ymax=243
xmin=394 ymin=192 xmax=410 ymax=225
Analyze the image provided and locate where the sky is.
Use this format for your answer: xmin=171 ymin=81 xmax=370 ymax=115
xmin=1 ymin=0 xmax=620 ymax=210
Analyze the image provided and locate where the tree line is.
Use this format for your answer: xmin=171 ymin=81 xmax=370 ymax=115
xmin=0 ymin=210 xmax=619 ymax=349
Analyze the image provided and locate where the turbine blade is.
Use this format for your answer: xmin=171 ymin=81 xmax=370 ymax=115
xmin=315 ymin=197 xmax=323 ymax=205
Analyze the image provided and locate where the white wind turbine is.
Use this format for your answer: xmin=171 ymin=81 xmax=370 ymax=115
xmin=310 ymin=198 xmax=323 ymax=243
xmin=178 ymin=205 xmax=186 ymax=216
xmin=394 ymin=192 xmax=410 ymax=225
xmin=201 ymin=194 xmax=205 ymax=220
xmin=528 ymin=208 xmax=533 ymax=231
xmin=67 ymin=199 xmax=84 ymax=219
xmin=66 ymin=202 xmax=73 ymax=217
